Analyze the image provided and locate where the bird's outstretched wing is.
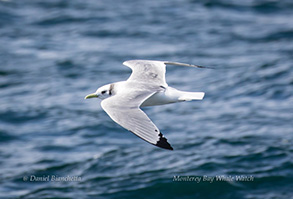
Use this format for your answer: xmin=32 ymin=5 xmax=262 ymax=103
xmin=123 ymin=60 xmax=168 ymax=87
xmin=101 ymin=85 xmax=173 ymax=150
xmin=123 ymin=60 xmax=208 ymax=86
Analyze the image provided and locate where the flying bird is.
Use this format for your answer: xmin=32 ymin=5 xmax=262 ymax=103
xmin=85 ymin=60 xmax=206 ymax=150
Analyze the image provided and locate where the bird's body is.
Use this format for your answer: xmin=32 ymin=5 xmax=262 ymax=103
xmin=85 ymin=60 xmax=206 ymax=150
xmin=142 ymin=86 xmax=204 ymax=107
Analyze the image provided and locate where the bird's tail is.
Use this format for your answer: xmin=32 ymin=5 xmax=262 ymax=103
xmin=178 ymin=92 xmax=205 ymax=101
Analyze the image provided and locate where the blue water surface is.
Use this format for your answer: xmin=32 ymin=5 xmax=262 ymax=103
xmin=0 ymin=0 xmax=293 ymax=198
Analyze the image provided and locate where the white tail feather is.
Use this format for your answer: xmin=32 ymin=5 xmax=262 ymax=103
xmin=178 ymin=92 xmax=205 ymax=101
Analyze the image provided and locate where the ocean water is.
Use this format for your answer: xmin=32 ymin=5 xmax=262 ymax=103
xmin=0 ymin=0 xmax=293 ymax=198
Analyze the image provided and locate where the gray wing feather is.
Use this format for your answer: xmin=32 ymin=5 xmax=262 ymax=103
xmin=123 ymin=60 xmax=168 ymax=87
xmin=123 ymin=59 xmax=209 ymax=86
xmin=101 ymin=87 xmax=173 ymax=150
xmin=164 ymin=61 xmax=207 ymax=68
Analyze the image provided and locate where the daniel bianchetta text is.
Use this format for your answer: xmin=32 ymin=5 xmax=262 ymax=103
xmin=23 ymin=175 xmax=82 ymax=182
xmin=173 ymin=175 xmax=254 ymax=183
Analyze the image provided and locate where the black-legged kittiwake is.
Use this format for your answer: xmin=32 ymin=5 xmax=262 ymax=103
xmin=85 ymin=60 xmax=206 ymax=150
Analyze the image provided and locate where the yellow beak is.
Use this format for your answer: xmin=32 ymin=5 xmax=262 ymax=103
xmin=84 ymin=93 xmax=98 ymax=99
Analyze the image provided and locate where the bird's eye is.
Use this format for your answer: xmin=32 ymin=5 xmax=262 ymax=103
xmin=101 ymin=90 xmax=107 ymax=94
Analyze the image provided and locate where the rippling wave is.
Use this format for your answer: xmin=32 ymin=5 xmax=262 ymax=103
xmin=0 ymin=0 xmax=292 ymax=198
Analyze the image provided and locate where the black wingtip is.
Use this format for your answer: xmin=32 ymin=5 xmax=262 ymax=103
xmin=156 ymin=132 xmax=173 ymax=150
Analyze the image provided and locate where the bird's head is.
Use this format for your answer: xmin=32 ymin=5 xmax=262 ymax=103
xmin=84 ymin=84 xmax=113 ymax=100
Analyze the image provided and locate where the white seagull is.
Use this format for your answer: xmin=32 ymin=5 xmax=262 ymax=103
xmin=85 ymin=60 xmax=206 ymax=150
